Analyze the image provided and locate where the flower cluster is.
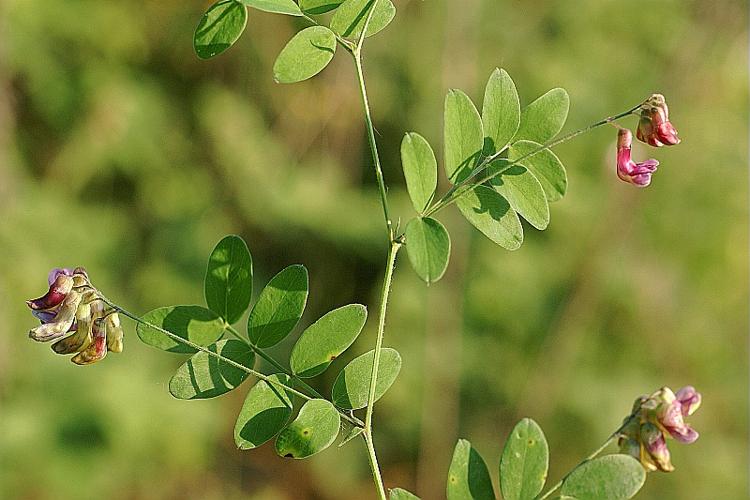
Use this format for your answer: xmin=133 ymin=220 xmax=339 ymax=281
xmin=616 ymin=93 xmax=680 ymax=187
xmin=26 ymin=268 xmax=123 ymax=365
xmin=618 ymin=386 xmax=701 ymax=472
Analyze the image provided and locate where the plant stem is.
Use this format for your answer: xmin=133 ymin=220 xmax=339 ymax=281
xmin=424 ymin=104 xmax=643 ymax=218
xmin=536 ymin=414 xmax=637 ymax=500
xmin=99 ymin=296 xmax=364 ymax=428
xmin=353 ymin=47 xmax=395 ymax=241
xmin=362 ymin=239 xmax=401 ymax=500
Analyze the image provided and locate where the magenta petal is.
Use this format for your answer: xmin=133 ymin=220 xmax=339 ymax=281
xmin=669 ymin=425 xmax=699 ymax=444
xmin=675 ymin=386 xmax=701 ymax=416
xmin=48 ymin=268 xmax=74 ymax=286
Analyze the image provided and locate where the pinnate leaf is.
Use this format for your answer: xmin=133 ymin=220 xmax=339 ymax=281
xmin=137 ymin=305 xmax=225 ymax=353
xmin=515 ymin=88 xmax=569 ymax=143
xmin=560 ymin=454 xmax=646 ymax=500
xmin=194 ymin=0 xmax=248 ymax=60
xmin=405 ymin=217 xmax=450 ymax=284
xmin=169 ymin=339 xmax=254 ymax=399
xmin=500 ymin=418 xmax=549 ymax=500
xmin=234 ymin=373 xmax=294 ymax=449
xmin=508 ymin=140 xmax=567 ymax=202
xmin=275 ymin=399 xmax=340 ymax=459
xmin=444 ymin=89 xmax=484 ymax=183
xmin=489 ymin=162 xmax=550 ymax=230
xmin=205 ymin=235 xmax=253 ymax=325
xmin=456 ymin=185 xmax=523 ymax=250
xmin=331 ymin=0 xmax=396 ymax=39
xmin=290 ymin=304 xmax=367 ymax=378
xmin=401 ymin=132 xmax=437 ymax=214
xmin=331 ymin=347 xmax=401 ymax=409
xmin=482 ymin=68 xmax=520 ymax=153
xmin=273 ymin=26 xmax=336 ymax=83
xmin=248 ymin=264 xmax=308 ymax=348
xmin=447 ymin=439 xmax=495 ymax=500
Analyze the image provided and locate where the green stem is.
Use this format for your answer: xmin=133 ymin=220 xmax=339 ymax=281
xmin=536 ymin=414 xmax=637 ymax=500
xmin=353 ymin=47 xmax=394 ymax=241
xmin=362 ymin=239 xmax=401 ymax=500
xmin=424 ymin=104 xmax=642 ymax=218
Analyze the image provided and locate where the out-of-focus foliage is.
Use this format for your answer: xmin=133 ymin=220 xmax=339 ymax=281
xmin=0 ymin=0 xmax=746 ymax=499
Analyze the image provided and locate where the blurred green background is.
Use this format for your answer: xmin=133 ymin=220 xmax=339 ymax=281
xmin=0 ymin=0 xmax=747 ymax=498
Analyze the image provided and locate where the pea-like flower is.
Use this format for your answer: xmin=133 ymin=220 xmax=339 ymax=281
xmin=26 ymin=267 xmax=124 ymax=364
xmin=636 ymin=94 xmax=680 ymax=147
xmin=618 ymin=386 xmax=701 ymax=472
xmin=616 ymin=128 xmax=659 ymax=187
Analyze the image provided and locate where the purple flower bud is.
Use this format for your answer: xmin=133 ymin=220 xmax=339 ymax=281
xmin=27 ymin=274 xmax=74 ymax=310
xmin=636 ymin=94 xmax=680 ymax=147
xmin=641 ymin=423 xmax=674 ymax=472
xmin=675 ymin=386 xmax=701 ymax=416
xmin=616 ymin=129 xmax=659 ymax=187
xmin=29 ymin=291 xmax=82 ymax=342
xmin=105 ymin=313 xmax=124 ymax=353
xmin=72 ymin=317 xmax=107 ymax=365
xmin=52 ymin=301 xmax=94 ymax=355
xmin=48 ymin=268 xmax=74 ymax=286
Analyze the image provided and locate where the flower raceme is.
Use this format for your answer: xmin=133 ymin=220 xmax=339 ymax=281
xmin=616 ymin=128 xmax=659 ymax=187
xmin=636 ymin=94 xmax=681 ymax=147
xmin=618 ymin=386 xmax=701 ymax=472
xmin=26 ymin=267 xmax=123 ymax=365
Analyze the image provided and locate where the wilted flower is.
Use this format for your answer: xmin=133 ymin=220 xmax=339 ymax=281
xmin=616 ymin=128 xmax=659 ymax=187
xmin=26 ymin=267 xmax=124 ymax=365
xmin=618 ymin=386 xmax=701 ymax=472
xmin=636 ymin=94 xmax=680 ymax=147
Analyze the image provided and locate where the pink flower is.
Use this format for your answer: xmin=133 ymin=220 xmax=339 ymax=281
xmin=656 ymin=387 xmax=700 ymax=444
xmin=636 ymin=94 xmax=680 ymax=147
xmin=617 ymin=128 xmax=659 ymax=187
xmin=26 ymin=267 xmax=124 ymax=364
xmin=619 ymin=385 xmax=701 ymax=472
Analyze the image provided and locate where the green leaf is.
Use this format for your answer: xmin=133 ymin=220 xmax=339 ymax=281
xmin=136 ymin=305 xmax=225 ymax=353
xmin=331 ymin=347 xmax=401 ymax=409
xmin=239 ymin=0 xmax=302 ymax=16
xmin=489 ymin=162 xmax=550 ymax=230
xmin=401 ymin=132 xmax=438 ymax=214
xmin=390 ymin=488 xmax=421 ymax=500
xmin=169 ymin=339 xmax=254 ymax=399
xmin=194 ymin=0 xmax=248 ymax=60
xmin=273 ymin=26 xmax=337 ymax=84
xmin=405 ymin=217 xmax=450 ymax=284
xmin=482 ymin=68 xmax=520 ymax=154
xmin=204 ymin=235 xmax=253 ymax=325
xmin=330 ymin=0 xmax=396 ymax=39
xmin=446 ymin=439 xmax=495 ymax=500
xmin=248 ymin=265 xmax=308 ymax=348
xmin=456 ymin=185 xmax=523 ymax=250
xmin=500 ymin=418 xmax=549 ymax=500
xmin=508 ymin=140 xmax=567 ymax=202
xmin=444 ymin=89 xmax=484 ymax=183
xmin=275 ymin=399 xmax=340 ymax=459
xmin=515 ymin=88 xmax=569 ymax=143
xmin=560 ymin=455 xmax=646 ymax=500
xmin=290 ymin=304 xmax=367 ymax=378
xmin=299 ymin=0 xmax=343 ymax=14
xmin=234 ymin=373 xmax=294 ymax=449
